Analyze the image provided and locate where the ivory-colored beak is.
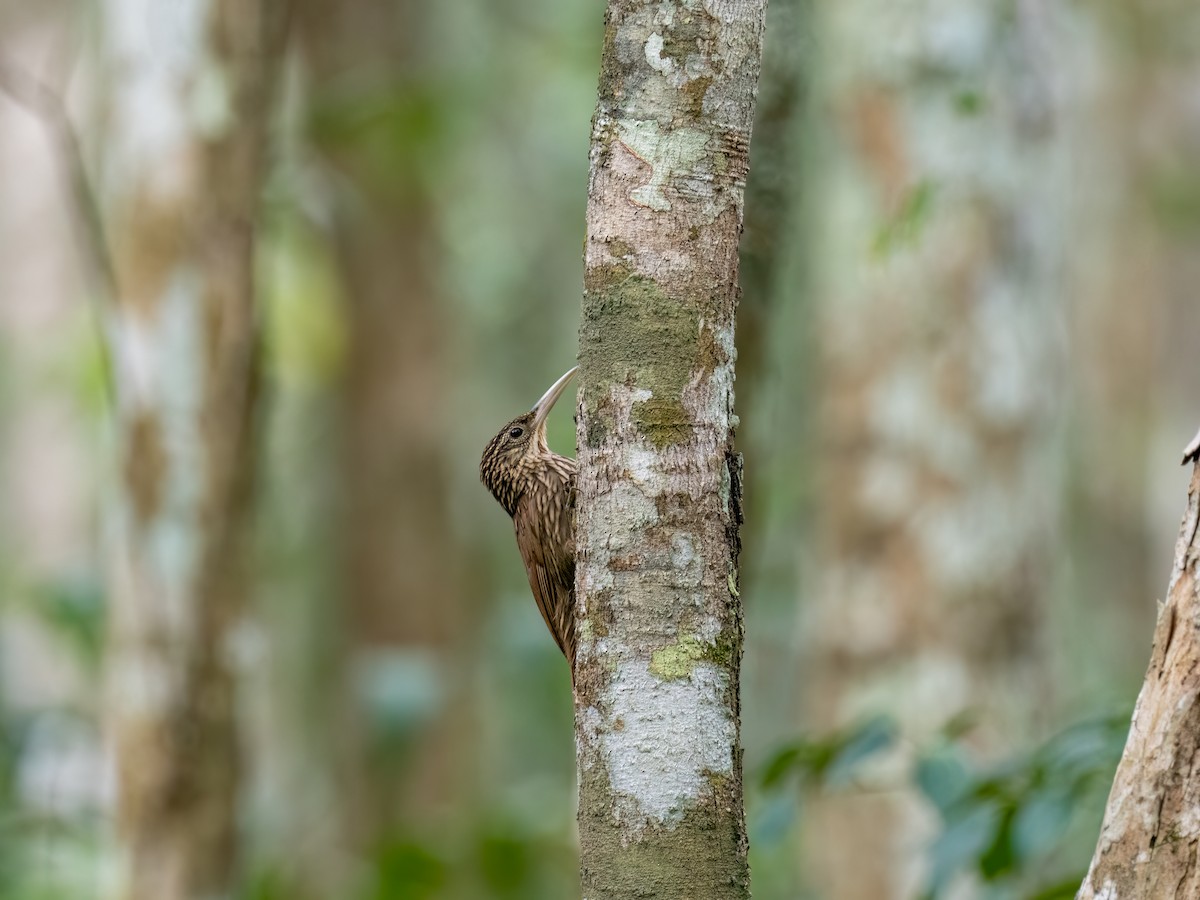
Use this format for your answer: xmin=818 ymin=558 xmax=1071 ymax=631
xmin=531 ymin=366 xmax=578 ymax=430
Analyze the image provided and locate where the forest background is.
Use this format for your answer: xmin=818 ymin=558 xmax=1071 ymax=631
xmin=0 ymin=0 xmax=1198 ymax=898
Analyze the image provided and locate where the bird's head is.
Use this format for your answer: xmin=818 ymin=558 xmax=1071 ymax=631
xmin=480 ymin=366 xmax=577 ymax=515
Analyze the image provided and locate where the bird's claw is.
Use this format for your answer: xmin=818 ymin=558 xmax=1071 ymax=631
xmin=1183 ymin=426 xmax=1200 ymax=466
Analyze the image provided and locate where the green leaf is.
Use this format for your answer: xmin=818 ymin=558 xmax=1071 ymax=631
xmin=953 ymin=89 xmax=986 ymax=116
xmin=749 ymin=791 xmax=799 ymax=847
xmin=1014 ymin=786 xmax=1074 ymax=862
xmin=927 ymin=805 xmax=998 ymax=893
xmin=824 ymin=716 xmax=897 ymax=786
xmin=30 ymin=577 xmax=105 ymax=671
xmin=872 ymin=180 xmax=937 ymax=257
xmin=1027 ymin=875 xmax=1091 ymax=900
xmin=760 ymin=743 xmax=806 ymax=789
xmin=477 ymin=830 xmax=533 ymax=895
xmin=915 ymin=748 xmax=972 ymax=816
xmin=978 ymin=805 xmax=1017 ymax=880
xmin=372 ymin=840 xmax=446 ymax=900
xmin=759 ymin=717 xmax=896 ymax=789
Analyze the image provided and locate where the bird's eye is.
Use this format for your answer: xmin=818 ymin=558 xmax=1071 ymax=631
xmin=509 ymin=427 xmax=524 ymax=439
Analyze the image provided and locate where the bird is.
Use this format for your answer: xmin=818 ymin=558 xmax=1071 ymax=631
xmin=480 ymin=367 xmax=579 ymax=673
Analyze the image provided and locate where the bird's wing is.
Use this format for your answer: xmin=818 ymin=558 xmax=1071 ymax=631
xmin=513 ymin=461 xmax=576 ymax=662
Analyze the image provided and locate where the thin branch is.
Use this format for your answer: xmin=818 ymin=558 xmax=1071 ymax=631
xmin=0 ymin=55 xmax=119 ymax=310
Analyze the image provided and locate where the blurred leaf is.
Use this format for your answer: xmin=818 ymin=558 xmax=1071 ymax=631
xmin=939 ymin=710 xmax=978 ymax=742
xmin=262 ymin=221 xmax=347 ymax=386
xmin=915 ymin=747 xmax=972 ymax=815
xmin=748 ymin=790 xmax=798 ymax=848
xmin=308 ymin=77 xmax=452 ymax=201
xmin=239 ymin=869 xmax=293 ymax=900
xmin=477 ymin=828 xmax=533 ymax=895
xmin=928 ymin=804 xmax=998 ymax=893
xmin=873 ymin=180 xmax=936 ymax=257
xmin=1042 ymin=714 xmax=1127 ymax=783
xmin=29 ymin=576 xmax=105 ymax=672
xmin=69 ymin=322 xmax=113 ymax=419
xmin=1014 ymin=786 xmax=1074 ymax=862
xmin=824 ymin=716 xmax=897 ymax=787
xmin=355 ymin=651 xmax=445 ymax=749
xmin=1027 ymin=876 xmax=1090 ymax=900
xmin=372 ymin=840 xmax=446 ymax=900
xmin=1148 ymin=166 xmax=1200 ymax=233
xmin=760 ymin=743 xmax=806 ymax=789
xmin=917 ymin=712 xmax=1128 ymax=896
xmin=759 ymin=716 xmax=896 ymax=789
xmin=978 ymin=805 xmax=1017 ymax=880
xmin=953 ymin=89 xmax=986 ymax=116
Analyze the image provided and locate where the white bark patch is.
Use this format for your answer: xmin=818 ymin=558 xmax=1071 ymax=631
xmin=619 ymin=121 xmax=710 ymax=212
xmin=859 ymin=454 xmax=918 ymax=522
xmin=913 ymin=480 xmax=1036 ymax=591
xmin=109 ymin=649 xmax=180 ymax=721
xmin=866 ymin=362 xmax=978 ymax=479
xmin=589 ymin=659 xmax=734 ymax=831
xmin=111 ymin=269 xmax=206 ymax=642
xmin=105 ymin=0 xmax=216 ymax=199
xmin=191 ymin=63 xmax=234 ymax=139
xmin=576 ymin=374 xmax=738 ymax=837
xmin=626 ymin=445 xmax=659 ymax=486
xmin=614 ymin=4 xmax=713 ymax=96
xmin=579 ymin=478 xmax=659 ymax=599
xmin=1175 ymin=799 xmax=1200 ymax=840
xmin=685 ymin=317 xmax=736 ymax=426
xmin=670 ymin=534 xmax=696 ymax=571
xmin=645 ymin=32 xmax=675 ymax=75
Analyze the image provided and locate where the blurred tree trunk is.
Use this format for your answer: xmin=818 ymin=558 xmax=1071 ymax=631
xmin=1077 ymin=459 xmax=1200 ymax=899
xmin=100 ymin=2 xmax=286 ymax=898
xmin=735 ymin=0 xmax=816 ymax=764
xmin=573 ymin=1 xmax=765 ymax=897
xmin=1061 ymin=0 xmax=1196 ymax=690
xmin=298 ymin=0 xmax=466 ymax=857
xmin=801 ymin=2 xmax=1067 ymax=897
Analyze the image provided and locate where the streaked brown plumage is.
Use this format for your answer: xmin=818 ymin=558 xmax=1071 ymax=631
xmin=480 ymin=367 xmax=578 ymax=672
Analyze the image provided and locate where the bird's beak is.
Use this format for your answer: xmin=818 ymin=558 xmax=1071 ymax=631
xmin=531 ymin=366 xmax=578 ymax=430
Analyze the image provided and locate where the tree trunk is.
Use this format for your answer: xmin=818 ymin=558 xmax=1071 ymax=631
xmin=297 ymin=0 xmax=468 ymax=857
xmin=800 ymin=1 xmax=1067 ymax=896
xmin=1078 ymin=459 xmax=1200 ymax=899
xmin=573 ymin=2 xmax=766 ymax=897
xmin=100 ymin=2 xmax=286 ymax=897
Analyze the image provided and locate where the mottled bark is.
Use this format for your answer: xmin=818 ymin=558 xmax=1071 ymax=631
xmin=297 ymin=0 xmax=466 ymax=853
xmin=574 ymin=2 xmax=766 ymax=898
xmin=802 ymin=2 xmax=1067 ymax=897
xmin=100 ymin=2 xmax=286 ymax=897
xmin=1077 ymin=460 xmax=1200 ymax=899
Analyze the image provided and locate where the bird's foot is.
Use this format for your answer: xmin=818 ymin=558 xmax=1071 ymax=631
xmin=1184 ymin=426 xmax=1200 ymax=466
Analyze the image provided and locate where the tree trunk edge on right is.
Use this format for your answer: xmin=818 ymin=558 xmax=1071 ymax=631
xmin=1078 ymin=460 xmax=1200 ymax=900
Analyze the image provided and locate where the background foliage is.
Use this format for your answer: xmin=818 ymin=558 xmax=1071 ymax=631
xmin=0 ymin=0 xmax=1198 ymax=897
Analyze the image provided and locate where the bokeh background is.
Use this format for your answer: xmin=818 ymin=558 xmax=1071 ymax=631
xmin=0 ymin=0 xmax=1198 ymax=897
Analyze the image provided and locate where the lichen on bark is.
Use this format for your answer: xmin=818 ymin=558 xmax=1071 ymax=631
xmin=574 ymin=1 xmax=766 ymax=897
